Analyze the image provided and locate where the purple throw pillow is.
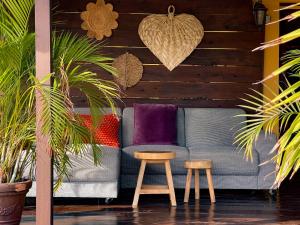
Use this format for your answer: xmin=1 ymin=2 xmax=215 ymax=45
xmin=133 ymin=104 xmax=178 ymax=145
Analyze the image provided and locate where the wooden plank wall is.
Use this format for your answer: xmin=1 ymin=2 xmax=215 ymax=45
xmin=56 ymin=0 xmax=264 ymax=108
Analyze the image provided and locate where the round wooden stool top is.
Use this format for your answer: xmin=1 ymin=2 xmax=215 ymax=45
xmin=184 ymin=160 xmax=212 ymax=169
xmin=134 ymin=151 xmax=176 ymax=160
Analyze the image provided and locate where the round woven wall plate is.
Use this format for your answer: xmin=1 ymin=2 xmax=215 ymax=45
xmin=81 ymin=0 xmax=119 ymax=40
xmin=112 ymin=53 xmax=143 ymax=90
xmin=138 ymin=5 xmax=204 ymax=71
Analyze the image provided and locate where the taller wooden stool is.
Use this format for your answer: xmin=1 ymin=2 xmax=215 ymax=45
xmin=184 ymin=160 xmax=216 ymax=203
xmin=132 ymin=151 xmax=177 ymax=208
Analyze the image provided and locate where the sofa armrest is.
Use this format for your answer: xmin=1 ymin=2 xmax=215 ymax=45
xmin=254 ymin=132 xmax=277 ymax=162
xmin=254 ymin=132 xmax=277 ymax=189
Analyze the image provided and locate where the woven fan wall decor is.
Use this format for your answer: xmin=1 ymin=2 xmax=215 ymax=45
xmin=112 ymin=53 xmax=143 ymax=90
xmin=81 ymin=0 xmax=119 ymax=41
xmin=138 ymin=6 xmax=204 ymax=71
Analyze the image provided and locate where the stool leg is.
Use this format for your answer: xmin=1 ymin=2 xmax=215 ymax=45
xmin=206 ymin=168 xmax=216 ymax=203
xmin=165 ymin=160 xmax=177 ymax=206
xmin=132 ymin=160 xmax=147 ymax=208
xmin=195 ymin=169 xmax=200 ymax=200
xmin=184 ymin=168 xmax=192 ymax=203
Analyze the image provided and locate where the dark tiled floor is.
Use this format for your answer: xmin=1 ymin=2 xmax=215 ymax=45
xmin=21 ymin=183 xmax=300 ymax=225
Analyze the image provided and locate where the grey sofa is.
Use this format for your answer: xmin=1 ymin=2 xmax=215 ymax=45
xmin=27 ymin=108 xmax=122 ymax=198
xmin=121 ymin=108 xmax=277 ymax=190
xmin=28 ymin=107 xmax=277 ymax=199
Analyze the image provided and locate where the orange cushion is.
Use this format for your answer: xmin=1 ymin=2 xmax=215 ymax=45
xmin=79 ymin=114 xmax=120 ymax=148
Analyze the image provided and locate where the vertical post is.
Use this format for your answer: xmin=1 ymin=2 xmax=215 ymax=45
xmin=35 ymin=0 xmax=53 ymax=224
xmin=263 ymin=0 xmax=280 ymax=135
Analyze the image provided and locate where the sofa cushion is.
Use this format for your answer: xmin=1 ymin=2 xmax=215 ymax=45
xmin=79 ymin=114 xmax=120 ymax=147
xmin=121 ymin=145 xmax=189 ymax=175
xmin=189 ymin=146 xmax=259 ymax=175
xmin=133 ymin=104 xmax=178 ymax=145
xmin=56 ymin=145 xmax=121 ymax=182
xmin=75 ymin=107 xmax=122 ymax=147
xmin=122 ymin=107 xmax=185 ymax=147
xmin=185 ymin=108 xmax=246 ymax=147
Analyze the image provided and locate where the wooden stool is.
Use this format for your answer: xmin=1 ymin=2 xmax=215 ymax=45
xmin=184 ymin=160 xmax=216 ymax=203
xmin=132 ymin=151 xmax=177 ymax=208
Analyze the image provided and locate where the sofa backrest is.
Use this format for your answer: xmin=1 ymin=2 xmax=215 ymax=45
xmin=74 ymin=107 xmax=121 ymax=115
xmin=184 ymin=108 xmax=246 ymax=147
xmin=122 ymin=107 xmax=185 ymax=147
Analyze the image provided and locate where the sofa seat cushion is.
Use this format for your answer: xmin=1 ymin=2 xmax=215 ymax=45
xmin=122 ymin=145 xmax=189 ymax=175
xmin=189 ymin=146 xmax=259 ymax=176
xmin=55 ymin=145 xmax=120 ymax=182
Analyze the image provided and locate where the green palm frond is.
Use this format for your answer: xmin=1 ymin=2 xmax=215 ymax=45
xmin=0 ymin=69 xmax=36 ymax=183
xmin=258 ymin=50 xmax=300 ymax=84
xmin=279 ymin=2 xmax=300 ymax=11
xmin=235 ymin=73 xmax=300 ymax=187
xmin=237 ymin=4 xmax=300 ymax=186
xmin=36 ymin=36 xmax=120 ymax=188
xmin=52 ymin=33 xmax=120 ymax=119
xmin=0 ymin=0 xmax=120 ymax=187
xmin=52 ymin=32 xmax=116 ymax=75
xmin=34 ymin=76 xmax=102 ymax=190
xmin=0 ymin=0 xmax=34 ymax=40
xmin=282 ymin=50 xmax=300 ymax=73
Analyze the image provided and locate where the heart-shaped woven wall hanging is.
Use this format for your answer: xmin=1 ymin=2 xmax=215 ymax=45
xmin=138 ymin=6 xmax=204 ymax=71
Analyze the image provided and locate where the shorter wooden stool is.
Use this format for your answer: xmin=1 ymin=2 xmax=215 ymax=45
xmin=132 ymin=151 xmax=177 ymax=208
xmin=184 ymin=160 xmax=216 ymax=203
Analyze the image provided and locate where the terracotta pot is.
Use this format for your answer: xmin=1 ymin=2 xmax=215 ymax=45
xmin=0 ymin=180 xmax=32 ymax=225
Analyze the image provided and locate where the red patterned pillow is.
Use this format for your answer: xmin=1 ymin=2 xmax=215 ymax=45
xmin=79 ymin=114 xmax=120 ymax=148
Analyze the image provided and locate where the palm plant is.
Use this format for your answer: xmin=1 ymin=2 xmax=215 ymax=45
xmin=234 ymin=2 xmax=300 ymax=188
xmin=0 ymin=0 xmax=119 ymax=188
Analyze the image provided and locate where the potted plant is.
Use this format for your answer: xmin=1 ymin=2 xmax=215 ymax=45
xmin=0 ymin=0 xmax=119 ymax=224
xmin=235 ymin=2 xmax=300 ymax=188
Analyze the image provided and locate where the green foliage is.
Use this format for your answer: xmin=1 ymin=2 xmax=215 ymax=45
xmin=0 ymin=0 xmax=119 ymax=188
xmin=234 ymin=2 xmax=300 ymax=188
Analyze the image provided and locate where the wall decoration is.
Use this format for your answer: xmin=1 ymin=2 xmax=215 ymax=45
xmin=81 ymin=0 xmax=119 ymax=41
xmin=112 ymin=53 xmax=143 ymax=90
xmin=64 ymin=0 xmax=263 ymax=108
xmin=138 ymin=5 xmax=204 ymax=71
